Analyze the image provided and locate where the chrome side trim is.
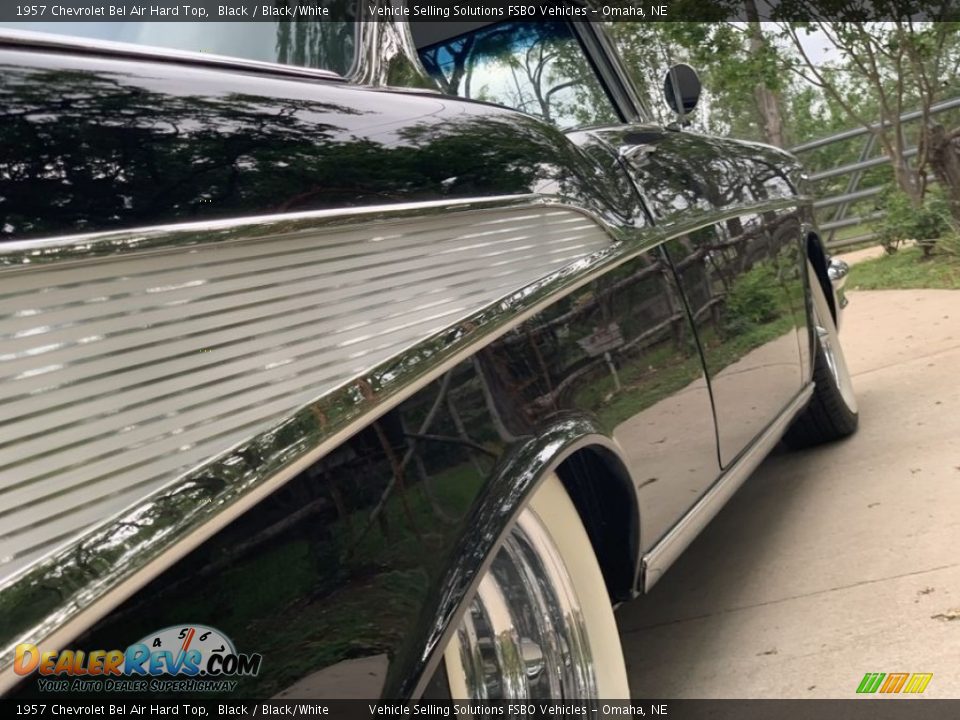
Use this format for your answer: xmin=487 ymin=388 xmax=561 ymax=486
xmin=639 ymin=383 xmax=815 ymax=592
xmin=0 ymin=193 xmax=804 ymax=691
xmin=0 ymin=28 xmax=346 ymax=83
xmin=0 ymin=202 xmax=622 ymax=691
xmin=1 ymin=194 xmax=803 ymax=268
xmin=0 ymin=204 xmax=611 ymax=588
xmin=0 ymin=195 xmax=542 ymax=267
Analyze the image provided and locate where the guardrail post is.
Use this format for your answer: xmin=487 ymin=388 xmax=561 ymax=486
xmin=790 ymin=96 xmax=960 ymax=251
xmin=826 ymin=133 xmax=877 ymax=246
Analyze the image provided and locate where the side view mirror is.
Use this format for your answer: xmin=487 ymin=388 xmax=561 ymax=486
xmin=663 ymin=64 xmax=702 ymax=120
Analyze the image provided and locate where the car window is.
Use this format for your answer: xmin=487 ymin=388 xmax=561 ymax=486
xmin=416 ymin=20 xmax=620 ymax=130
xmin=1 ymin=5 xmax=357 ymax=76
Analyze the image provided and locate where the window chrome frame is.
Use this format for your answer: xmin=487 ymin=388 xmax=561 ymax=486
xmin=568 ymin=18 xmax=647 ymax=126
xmin=0 ymin=20 xmax=356 ymax=83
xmin=402 ymin=9 xmax=634 ymax=131
xmin=577 ymin=17 xmax=652 ymax=122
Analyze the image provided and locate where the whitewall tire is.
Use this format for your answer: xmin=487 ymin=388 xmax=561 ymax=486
xmin=443 ymin=472 xmax=630 ymax=699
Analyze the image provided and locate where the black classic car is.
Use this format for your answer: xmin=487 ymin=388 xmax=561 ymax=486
xmin=0 ymin=4 xmax=858 ymax=701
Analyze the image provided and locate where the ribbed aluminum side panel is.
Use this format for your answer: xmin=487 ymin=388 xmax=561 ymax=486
xmin=0 ymin=207 xmax=610 ymax=584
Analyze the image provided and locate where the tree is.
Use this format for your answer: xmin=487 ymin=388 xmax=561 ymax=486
xmin=273 ymin=0 xmax=357 ymax=75
xmin=745 ymin=0 xmax=787 ymax=147
xmin=607 ymin=20 xmax=790 ymax=147
xmin=778 ymin=14 xmax=960 ymax=219
xmin=419 ymin=22 xmax=618 ymax=128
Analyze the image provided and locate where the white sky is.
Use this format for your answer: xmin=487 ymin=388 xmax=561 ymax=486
xmin=790 ymin=25 xmax=842 ymax=66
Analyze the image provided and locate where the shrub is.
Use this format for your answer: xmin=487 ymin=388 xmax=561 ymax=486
xmin=875 ymin=186 xmax=953 ymax=256
xmin=724 ymin=262 xmax=781 ymax=334
xmin=938 ymin=231 xmax=960 ymax=257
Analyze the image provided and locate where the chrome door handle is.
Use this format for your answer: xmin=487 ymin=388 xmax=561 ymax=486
xmin=618 ymin=143 xmax=657 ymax=164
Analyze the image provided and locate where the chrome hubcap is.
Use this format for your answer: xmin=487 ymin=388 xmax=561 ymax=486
xmin=448 ymin=508 xmax=596 ymax=699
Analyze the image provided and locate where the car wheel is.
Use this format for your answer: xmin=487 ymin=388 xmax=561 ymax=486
xmin=784 ymin=263 xmax=859 ymax=449
xmin=443 ymin=472 xmax=630 ymax=699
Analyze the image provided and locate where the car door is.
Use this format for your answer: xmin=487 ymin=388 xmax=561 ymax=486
xmin=415 ymin=15 xmax=807 ymax=470
xmin=603 ymin=126 xmax=809 ymax=465
xmin=409 ymin=19 xmax=723 ymax=551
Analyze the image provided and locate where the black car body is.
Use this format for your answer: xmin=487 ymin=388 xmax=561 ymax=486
xmin=0 ymin=5 xmax=858 ymax=700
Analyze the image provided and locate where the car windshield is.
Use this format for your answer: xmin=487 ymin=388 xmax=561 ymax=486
xmin=416 ymin=20 xmax=620 ymax=130
xmin=1 ymin=6 xmax=357 ymax=76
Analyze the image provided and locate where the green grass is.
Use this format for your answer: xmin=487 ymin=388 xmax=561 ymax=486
xmin=573 ymin=314 xmax=797 ymax=430
xmin=592 ymin=353 xmax=704 ymax=429
xmin=829 ymin=223 xmax=873 ymax=244
xmin=847 ymin=246 xmax=960 ymax=290
xmin=703 ymin=315 xmax=797 ymax=371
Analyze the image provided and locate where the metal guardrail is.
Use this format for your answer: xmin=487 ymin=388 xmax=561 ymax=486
xmin=791 ymin=96 xmax=960 ymax=153
xmin=790 ymin=96 xmax=960 ymax=250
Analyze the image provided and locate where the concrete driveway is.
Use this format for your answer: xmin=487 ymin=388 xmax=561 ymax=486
xmin=616 ymin=288 xmax=960 ymax=698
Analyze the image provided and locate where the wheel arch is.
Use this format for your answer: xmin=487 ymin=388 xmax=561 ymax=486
xmin=556 ymin=444 xmax=640 ymax=605
xmin=394 ymin=414 xmax=641 ymax=699
xmin=805 ymin=229 xmax=838 ymax=323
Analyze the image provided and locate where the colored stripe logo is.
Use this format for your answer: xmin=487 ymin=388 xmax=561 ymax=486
xmin=857 ymin=672 xmax=933 ymax=694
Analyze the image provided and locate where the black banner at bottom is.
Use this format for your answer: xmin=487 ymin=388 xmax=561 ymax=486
xmin=2 ymin=700 xmax=958 ymax=720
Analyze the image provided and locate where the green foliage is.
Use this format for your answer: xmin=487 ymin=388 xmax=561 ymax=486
xmin=847 ymin=246 xmax=960 ymax=289
xmin=875 ymin=186 xmax=954 ymax=254
xmin=938 ymin=230 xmax=960 ymax=257
xmin=572 ymin=342 xmax=703 ymax=428
xmin=724 ymin=263 xmax=782 ymax=333
xmin=605 ymin=21 xmax=844 ymax=147
xmin=605 ymin=19 xmax=960 ymax=154
xmin=777 ymin=20 xmax=960 ymax=223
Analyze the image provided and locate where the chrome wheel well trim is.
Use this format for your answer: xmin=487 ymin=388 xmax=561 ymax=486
xmin=0 ymin=193 xmax=807 ymax=691
xmin=399 ymin=422 xmax=635 ymax=699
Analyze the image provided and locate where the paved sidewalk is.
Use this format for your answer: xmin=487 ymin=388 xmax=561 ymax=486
xmin=835 ymin=244 xmax=890 ymax=265
xmin=617 ymin=289 xmax=960 ymax=698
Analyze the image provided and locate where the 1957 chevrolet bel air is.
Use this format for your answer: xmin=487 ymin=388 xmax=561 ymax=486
xmin=0 ymin=3 xmax=857 ymax=700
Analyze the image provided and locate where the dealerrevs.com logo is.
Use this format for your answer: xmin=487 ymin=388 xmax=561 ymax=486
xmin=14 ymin=624 xmax=262 ymax=693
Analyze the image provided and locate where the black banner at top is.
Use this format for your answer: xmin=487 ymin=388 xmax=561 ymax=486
xmin=0 ymin=0 xmax=957 ymax=23
xmin=3 ymin=700 xmax=960 ymax=719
